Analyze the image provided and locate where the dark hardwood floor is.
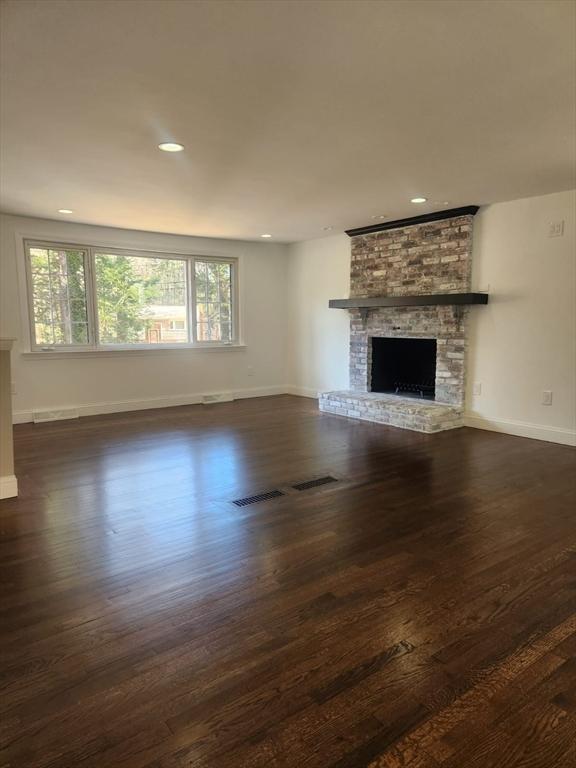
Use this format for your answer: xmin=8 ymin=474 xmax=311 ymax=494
xmin=1 ymin=394 xmax=575 ymax=768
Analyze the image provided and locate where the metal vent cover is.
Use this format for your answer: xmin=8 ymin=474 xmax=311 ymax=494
xmin=232 ymin=489 xmax=285 ymax=507
xmin=292 ymin=476 xmax=338 ymax=491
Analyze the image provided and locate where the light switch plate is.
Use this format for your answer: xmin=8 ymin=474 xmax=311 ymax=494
xmin=542 ymin=390 xmax=553 ymax=406
xmin=549 ymin=221 xmax=564 ymax=238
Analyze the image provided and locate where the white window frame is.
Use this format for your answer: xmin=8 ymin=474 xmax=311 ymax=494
xmin=23 ymin=239 xmax=239 ymax=352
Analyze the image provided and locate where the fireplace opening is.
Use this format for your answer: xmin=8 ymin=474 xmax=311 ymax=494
xmin=371 ymin=337 xmax=437 ymax=400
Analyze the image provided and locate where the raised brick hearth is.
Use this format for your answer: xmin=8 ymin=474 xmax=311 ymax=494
xmin=320 ymin=211 xmax=477 ymax=433
xmin=319 ymin=391 xmax=463 ymax=433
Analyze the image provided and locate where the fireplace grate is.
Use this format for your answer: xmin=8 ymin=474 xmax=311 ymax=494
xmin=292 ymin=476 xmax=338 ymax=491
xmin=394 ymin=379 xmax=435 ymax=399
xmin=232 ymin=490 xmax=285 ymax=507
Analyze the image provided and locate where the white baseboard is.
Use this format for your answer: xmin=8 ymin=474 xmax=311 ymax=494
xmin=13 ymin=411 xmax=34 ymax=424
xmin=33 ymin=408 xmax=80 ymax=423
xmin=12 ymin=391 xmax=575 ymax=448
xmin=285 ymin=385 xmax=319 ymax=399
xmin=13 ymin=385 xmax=289 ymax=424
xmin=233 ymin=385 xmax=288 ymax=400
xmin=464 ymin=414 xmax=576 ymax=447
xmin=0 ymin=474 xmax=18 ymax=499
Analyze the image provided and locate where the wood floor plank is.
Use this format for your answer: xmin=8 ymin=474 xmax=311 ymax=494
xmin=1 ymin=395 xmax=575 ymax=767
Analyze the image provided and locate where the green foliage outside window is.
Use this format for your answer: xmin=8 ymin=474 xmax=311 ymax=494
xmin=95 ymin=253 xmax=187 ymax=344
xmin=28 ymin=244 xmax=234 ymax=346
xmin=29 ymin=247 xmax=89 ymax=345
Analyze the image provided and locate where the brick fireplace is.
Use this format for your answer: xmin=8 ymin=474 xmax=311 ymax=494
xmin=319 ymin=208 xmax=484 ymax=433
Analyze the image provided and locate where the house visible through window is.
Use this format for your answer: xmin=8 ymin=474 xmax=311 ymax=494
xmin=94 ymin=252 xmax=188 ymax=345
xmin=24 ymin=241 xmax=237 ymax=350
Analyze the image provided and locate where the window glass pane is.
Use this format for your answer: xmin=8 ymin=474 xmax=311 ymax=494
xmin=28 ymin=246 xmax=89 ymax=345
xmin=94 ymin=253 xmax=188 ymax=344
xmin=220 ymin=322 xmax=231 ymax=342
xmin=194 ymin=260 xmax=234 ymax=342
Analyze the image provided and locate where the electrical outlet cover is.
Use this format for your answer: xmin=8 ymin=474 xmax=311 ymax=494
xmin=548 ymin=221 xmax=564 ymax=238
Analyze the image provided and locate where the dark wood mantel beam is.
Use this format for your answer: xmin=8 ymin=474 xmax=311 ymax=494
xmin=329 ymin=293 xmax=489 ymax=309
xmin=345 ymin=205 xmax=480 ymax=237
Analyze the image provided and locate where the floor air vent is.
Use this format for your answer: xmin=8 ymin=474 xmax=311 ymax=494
xmin=292 ymin=476 xmax=338 ymax=491
xmin=232 ymin=490 xmax=285 ymax=507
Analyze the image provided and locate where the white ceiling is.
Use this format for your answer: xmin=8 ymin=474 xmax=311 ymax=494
xmin=1 ymin=0 xmax=575 ymax=243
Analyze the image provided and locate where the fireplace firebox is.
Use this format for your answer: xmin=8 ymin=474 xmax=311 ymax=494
xmin=371 ymin=337 xmax=437 ymax=400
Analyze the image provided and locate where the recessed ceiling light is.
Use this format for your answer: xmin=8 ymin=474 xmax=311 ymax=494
xmin=260 ymin=233 xmax=272 ymax=238
xmin=158 ymin=142 xmax=184 ymax=152
xmin=371 ymin=215 xmax=386 ymax=220
xmin=410 ymin=197 xmax=428 ymax=204
xmin=58 ymin=208 xmax=73 ymax=214
xmin=322 ymin=226 xmax=333 ymax=231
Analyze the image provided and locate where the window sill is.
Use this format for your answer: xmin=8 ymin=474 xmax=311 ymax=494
xmin=21 ymin=344 xmax=247 ymax=359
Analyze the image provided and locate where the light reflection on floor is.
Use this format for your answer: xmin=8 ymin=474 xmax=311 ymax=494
xmin=37 ymin=428 xmax=254 ymax=596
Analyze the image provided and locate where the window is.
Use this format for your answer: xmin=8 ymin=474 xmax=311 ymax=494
xmin=24 ymin=241 xmax=237 ymax=350
xmin=194 ymin=260 xmax=233 ymax=342
xmin=27 ymin=245 xmax=90 ymax=346
xmin=93 ymin=252 xmax=188 ymax=345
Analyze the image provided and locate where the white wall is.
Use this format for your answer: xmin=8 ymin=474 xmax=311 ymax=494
xmin=0 ymin=214 xmax=289 ymax=420
xmin=466 ymin=190 xmax=576 ymax=445
xmin=286 ymin=190 xmax=576 ymax=445
xmin=286 ymin=233 xmax=350 ymax=397
xmin=3 ymin=192 xmax=575 ymax=445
